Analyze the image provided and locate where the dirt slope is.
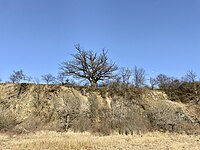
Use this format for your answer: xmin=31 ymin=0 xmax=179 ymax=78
xmin=0 ymin=83 xmax=199 ymax=134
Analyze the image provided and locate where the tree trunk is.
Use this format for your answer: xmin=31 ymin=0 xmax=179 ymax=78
xmin=90 ymin=80 xmax=97 ymax=88
xmin=65 ymin=114 xmax=70 ymax=131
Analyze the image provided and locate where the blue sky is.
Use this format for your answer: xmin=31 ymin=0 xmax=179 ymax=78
xmin=0 ymin=0 xmax=200 ymax=81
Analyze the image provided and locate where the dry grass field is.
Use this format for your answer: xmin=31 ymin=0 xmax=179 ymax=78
xmin=0 ymin=131 xmax=200 ymax=150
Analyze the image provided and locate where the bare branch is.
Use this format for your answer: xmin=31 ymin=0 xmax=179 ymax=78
xmin=41 ymin=74 xmax=56 ymax=84
xmin=183 ymin=70 xmax=197 ymax=83
xmin=60 ymin=45 xmax=118 ymax=87
xmin=9 ymin=70 xmax=26 ymax=83
xmin=132 ymin=66 xmax=146 ymax=88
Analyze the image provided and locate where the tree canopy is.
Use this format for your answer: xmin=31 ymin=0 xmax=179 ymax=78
xmin=60 ymin=44 xmax=118 ymax=87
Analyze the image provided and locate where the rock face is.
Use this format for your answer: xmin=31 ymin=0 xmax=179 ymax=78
xmin=142 ymin=91 xmax=200 ymax=134
xmin=0 ymin=83 xmax=199 ymax=134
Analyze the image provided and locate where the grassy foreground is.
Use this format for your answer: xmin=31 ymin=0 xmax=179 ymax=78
xmin=0 ymin=131 xmax=200 ymax=150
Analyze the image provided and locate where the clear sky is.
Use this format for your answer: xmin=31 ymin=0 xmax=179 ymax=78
xmin=0 ymin=0 xmax=200 ymax=81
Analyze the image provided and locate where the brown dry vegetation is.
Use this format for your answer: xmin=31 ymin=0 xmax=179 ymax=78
xmin=0 ymin=131 xmax=200 ymax=150
xmin=0 ymin=83 xmax=200 ymax=150
xmin=0 ymin=83 xmax=200 ymax=135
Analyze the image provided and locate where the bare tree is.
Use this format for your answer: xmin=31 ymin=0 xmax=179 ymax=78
xmin=57 ymin=72 xmax=69 ymax=85
xmin=155 ymin=74 xmax=173 ymax=90
xmin=183 ymin=70 xmax=199 ymax=103
xmin=183 ymin=70 xmax=197 ymax=83
xmin=60 ymin=44 xmax=118 ymax=87
xmin=119 ymin=67 xmax=132 ymax=84
xmin=60 ymin=93 xmax=81 ymax=131
xmin=41 ymin=74 xmax=56 ymax=84
xmin=9 ymin=70 xmax=26 ymax=83
xmin=132 ymin=66 xmax=146 ymax=88
xmin=149 ymin=77 xmax=157 ymax=90
xmin=116 ymin=67 xmax=132 ymax=99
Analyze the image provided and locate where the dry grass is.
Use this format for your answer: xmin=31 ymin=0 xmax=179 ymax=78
xmin=0 ymin=131 xmax=200 ymax=150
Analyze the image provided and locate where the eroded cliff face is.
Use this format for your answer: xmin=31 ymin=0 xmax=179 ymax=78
xmin=0 ymin=83 xmax=199 ymax=134
xmin=0 ymin=84 xmax=111 ymax=133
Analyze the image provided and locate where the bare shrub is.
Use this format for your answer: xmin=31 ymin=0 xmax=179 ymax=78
xmin=57 ymin=92 xmax=82 ymax=132
xmin=0 ymin=111 xmax=17 ymax=131
xmin=107 ymin=81 xmax=143 ymax=100
xmin=71 ymin=114 xmax=91 ymax=132
xmin=97 ymin=108 xmax=112 ymax=135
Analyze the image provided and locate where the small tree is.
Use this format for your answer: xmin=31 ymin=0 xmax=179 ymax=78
xmin=41 ymin=74 xmax=56 ymax=84
xmin=119 ymin=67 xmax=132 ymax=84
xmin=155 ymin=74 xmax=173 ymax=90
xmin=183 ymin=70 xmax=199 ymax=103
xmin=57 ymin=72 xmax=69 ymax=85
xmin=9 ymin=70 xmax=26 ymax=83
xmin=149 ymin=77 xmax=157 ymax=90
xmin=132 ymin=66 xmax=146 ymax=88
xmin=60 ymin=44 xmax=118 ymax=87
xmin=183 ymin=70 xmax=197 ymax=83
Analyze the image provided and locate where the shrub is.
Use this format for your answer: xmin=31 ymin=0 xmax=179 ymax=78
xmin=0 ymin=111 xmax=17 ymax=131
